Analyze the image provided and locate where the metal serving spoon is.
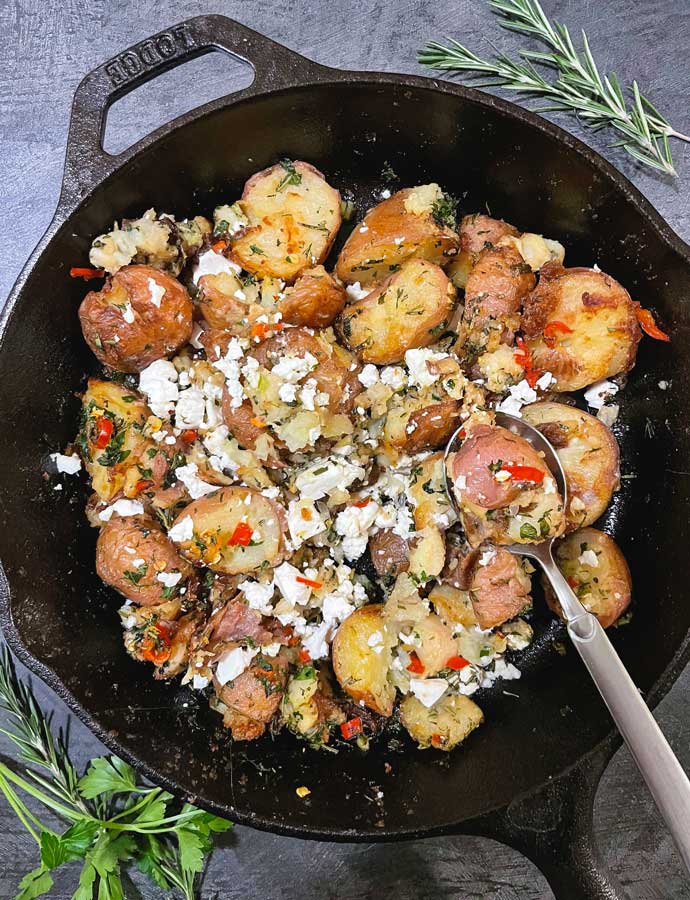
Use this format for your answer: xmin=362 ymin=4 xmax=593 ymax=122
xmin=444 ymin=412 xmax=690 ymax=872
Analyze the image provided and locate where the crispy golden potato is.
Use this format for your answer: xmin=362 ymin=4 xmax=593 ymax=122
xmin=337 ymin=259 xmax=456 ymax=364
xmin=96 ymin=514 xmax=192 ymax=606
xmin=230 ymin=161 xmax=341 ymax=282
xmin=79 ymin=264 xmax=192 ymax=372
xmin=196 ymin=270 xmax=255 ymax=331
xmin=78 ymin=379 xmax=154 ymax=502
xmin=544 ymin=527 xmax=631 ymax=628
xmin=332 ymin=604 xmax=395 ymax=716
xmin=384 ymin=396 xmax=463 ymax=454
xmin=171 ymin=486 xmax=286 ymax=574
xmin=458 ymin=244 xmax=535 ymax=359
xmin=449 ymin=424 xmax=565 ymax=547
xmin=498 ymin=232 xmax=565 ymax=272
xmin=408 ymin=526 xmax=447 ymax=581
xmin=400 ymin=692 xmax=483 ymax=751
xmin=408 ymin=453 xmax=452 ymax=530
xmin=368 ymin=529 xmax=409 ymax=579
xmin=429 ymin=582 xmax=477 ymax=629
xmin=522 ymin=401 xmax=620 ymax=531
xmin=413 ymin=613 xmax=457 ymax=676
xmin=335 ymin=185 xmax=460 ymax=285
xmin=522 ymin=265 xmax=642 ymax=391
xmin=277 ymin=266 xmax=347 ymax=328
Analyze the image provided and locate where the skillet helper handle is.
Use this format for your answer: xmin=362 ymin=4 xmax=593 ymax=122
xmin=59 ymin=15 xmax=323 ymax=211
xmin=546 ymin=558 xmax=690 ymax=874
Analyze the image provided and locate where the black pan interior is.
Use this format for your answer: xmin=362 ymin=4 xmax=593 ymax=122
xmin=1 ymin=78 xmax=689 ymax=839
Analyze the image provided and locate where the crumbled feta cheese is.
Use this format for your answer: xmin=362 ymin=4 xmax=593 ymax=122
xmin=192 ymin=674 xmax=210 ymax=690
xmin=346 ymin=281 xmax=370 ymax=302
xmin=404 ymin=348 xmax=449 ymax=388
xmin=321 ymin=590 xmax=355 ymax=625
xmin=98 ymin=499 xmax=144 ymax=522
xmin=543 ymin=476 xmax=557 ymax=494
xmin=300 ymin=620 xmax=331 ymax=660
xmin=273 ymin=561 xmax=312 ymax=606
xmin=121 ymin=301 xmax=135 ymax=323
xmin=658 ymin=380 xmax=669 ymax=391
xmin=380 ymin=188 xmax=391 ymax=199
xmin=300 ymin=379 xmax=318 ymax=410
xmin=496 ymin=379 xmax=538 ymax=417
xmin=367 ymin=630 xmax=384 ymax=648
xmin=478 ymin=548 xmax=496 ymax=567
xmin=216 ymin=646 xmax=259 ymax=686
xmin=147 ymin=277 xmax=165 ymax=307
xmin=193 ymin=249 xmax=241 ymax=285
xmin=190 ymin=322 xmax=205 ymax=349
xmin=494 ymin=469 xmax=511 ymax=483
xmin=357 ymin=364 xmax=380 ymax=388
xmin=287 ymin=498 xmax=326 ymax=548
xmin=295 ymin=457 xmax=366 ymax=500
xmin=156 ymin=571 xmax=182 ymax=588
xmin=272 ymin=353 xmax=318 ymax=384
xmin=238 ymin=579 xmax=275 ymax=615
xmin=174 ymin=463 xmax=218 ymax=499
xmin=279 ymin=383 xmax=298 ymax=403
xmin=535 ymin=371 xmax=556 ymax=391
xmin=168 ymin=515 xmax=194 ymax=542
xmin=50 ymin=452 xmax=81 ymax=474
xmin=454 ymin=474 xmax=467 ymax=491
xmin=139 ymin=359 xmax=179 ymax=418
xmin=578 ymin=549 xmax=599 ymax=567
xmin=175 ymin=387 xmax=206 ymax=429
xmin=380 ymin=366 xmax=407 ymax=390
xmin=391 ymin=504 xmax=415 ymax=539
xmin=409 ymin=677 xmax=448 ymax=707
xmin=584 ymin=379 xmax=619 ymax=410
xmin=597 ymin=404 xmax=619 ymax=427
xmin=335 ymin=502 xmax=379 ymax=560
xmin=212 ymin=339 xmax=245 ymax=408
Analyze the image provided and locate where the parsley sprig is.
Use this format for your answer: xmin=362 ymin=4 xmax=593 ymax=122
xmin=418 ymin=0 xmax=689 ymax=176
xmin=0 ymin=646 xmax=231 ymax=899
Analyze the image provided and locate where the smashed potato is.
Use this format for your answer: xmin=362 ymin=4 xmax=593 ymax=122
xmin=335 ymin=185 xmax=459 ymax=286
xmin=337 ymin=259 xmax=456 ymax=364
xmin=522 ymin=265 xmax=642 ymax=391
xmin=332 ymin=604 xmax=395 ymax=716
xmin=545 ymin=527 xmax=632 ymax=628
xmin=522 ymin=401 xmax=620 ymax=531
xmin=400 ymin=693 xmax=483 ymax=751
xmin=79 ymin=264 xmax=193 ymax=372
xmin=277 ymin=266 xmax=347 ymax=328
xmin=230 ymin=161 xmax=341 ymax=282
xmin=171 ymin=487 xmax=286 ymax=574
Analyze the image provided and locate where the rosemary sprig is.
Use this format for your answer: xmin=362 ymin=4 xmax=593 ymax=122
xmin=418 ymin=0 xmax=689 ymax=176
xmin=0 ymin=645 xmax=231 ymax=900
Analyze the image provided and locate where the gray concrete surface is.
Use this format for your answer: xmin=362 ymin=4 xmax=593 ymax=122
xmin=1 ymin=1 xmax=689 ymax=897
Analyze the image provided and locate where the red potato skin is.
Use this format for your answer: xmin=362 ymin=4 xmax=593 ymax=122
xmin=368 ymin=529 xmax=409 ymax=578
xmin=79 ymin=265 xmax=193 ymax=372
xmin=96 ymin=514 xmax=192 ymax=606
xmin=404 ymin=400 xmax=464 ymax=454
xmin=213 ymin=650 xmax=289 ymax=740
xmin=459 ymin=214 xmax=519 ymax=262
xmin=278 ymin=266 xmax=347 ymax=328
xmin=469 ymin=546 xmax=532 ymax=629
xmin=449 ymin=425 xmax=552 ymax=510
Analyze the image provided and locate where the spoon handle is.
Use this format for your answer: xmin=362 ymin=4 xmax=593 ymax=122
xmin=543 ymin=557 xmax=690 ymax=873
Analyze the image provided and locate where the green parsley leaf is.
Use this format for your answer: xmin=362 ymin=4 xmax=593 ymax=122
xmin=12 ymin=865 xmax=53 ymax=900
xmin=78 ymin=757 xmax=138 ymax=799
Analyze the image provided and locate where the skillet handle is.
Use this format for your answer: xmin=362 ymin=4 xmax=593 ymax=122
xmin=58 ymin=15 xmax=325 ymax=212
xmin=467 ymin=747 xmax=628 ymax=900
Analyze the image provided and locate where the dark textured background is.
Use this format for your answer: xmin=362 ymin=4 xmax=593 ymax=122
xmin=1 ymin=1 xmax=689 ymax=897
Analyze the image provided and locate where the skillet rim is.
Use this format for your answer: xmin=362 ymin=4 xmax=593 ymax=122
xmin=1 ymin=56 xmax=690 ymax=841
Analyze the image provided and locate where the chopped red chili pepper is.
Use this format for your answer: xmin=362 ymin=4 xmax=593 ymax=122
xmin=353 ymin=497 xmax=370 ymax=508
xmin=251 ymin=322 xmax=270 ymax=341
xmin=134 ymin=479 xmax=153 ymax=494
xmin=340 ymin=717 xmax=363 ymax=740
xmin=543 ymin=320 xmax=574 ymax=348
xmin=93 ymin=416 xmax=114 ymax=449
xmin=501 ymin=464 xmax=545 ymax=484
xmin=69 ymin=266 xmax=105 ymax=280
xmin=567 ymin=575 xmax=578 ymax=589
xmin=180 ymin=429 xmax=197 ymax=443
xmin=513 ymin=336 xmax=542 ymax=388
xmin=141 ymin=622 xmax=172 ymax=665
xmin=406 ymin=651 xmax=425 ymax=674
xmin=298 ymin=648 xmax=311 ymax=664
xmin=211 ymin=239 xmax=227 ymax=253
xmin=296 ymin=575 xmax=323 ymax=589
xmin=228 ymin=522 xmax=253 ymax=546
xmin=445 ymin=655 xmax=470 ymax=671
xmin=636 ymin=308 xmax=670 ymax=342
xmin=430 ymin=733 xmax=445 ymax=748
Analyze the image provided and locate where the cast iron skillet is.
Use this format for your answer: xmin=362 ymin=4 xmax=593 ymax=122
xmin=1 ymin=15 xmax=689 ymax=899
